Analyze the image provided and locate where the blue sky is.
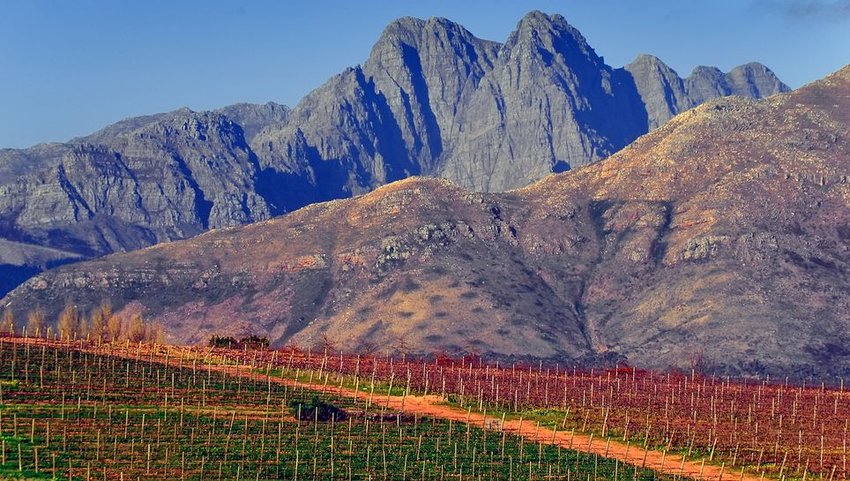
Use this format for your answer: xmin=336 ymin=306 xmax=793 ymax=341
xmin=1 ymin=0 xmax=848 ymax=149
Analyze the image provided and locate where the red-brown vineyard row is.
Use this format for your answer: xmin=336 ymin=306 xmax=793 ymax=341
xmin=4 ymin=334 xmax=848 ymax=480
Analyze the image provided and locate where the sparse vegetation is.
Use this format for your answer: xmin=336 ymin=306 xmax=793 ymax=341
xmin=208 ymin=335 xmax=238 ymax=348
xmin=208 ymin=335 xmax=270 ymax=350
xmin=289 ymin=396 xmax=347 ymax=422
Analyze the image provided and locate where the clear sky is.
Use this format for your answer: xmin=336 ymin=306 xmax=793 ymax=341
xmin=1 ymin=0 xmax=848 ymax=149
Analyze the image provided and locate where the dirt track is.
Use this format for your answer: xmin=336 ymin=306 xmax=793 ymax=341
xmin=3 ymin=338 xmax=764 ymax=481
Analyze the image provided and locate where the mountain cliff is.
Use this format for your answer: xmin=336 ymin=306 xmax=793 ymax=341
xmin=0 ymin=11 xmax=788 ymax=297
xmin=5 ymin=65 xmax=847 ymax=378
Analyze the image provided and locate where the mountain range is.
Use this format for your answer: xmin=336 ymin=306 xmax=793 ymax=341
xmin=4 ymin=58 xmax=849 ymax=377
xmin=0 ymin=11 xmax=788 ymax=297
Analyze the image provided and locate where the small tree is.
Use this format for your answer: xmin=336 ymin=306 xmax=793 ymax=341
xmin=89 ymin=302 xmax=112 ymax=343
xmin=79 ymin=316 xmax=89 ymax=340
xmin=2 ymin=310 xmax=14 ymax=335
xmin=395 ymin=334 xmax=411 ymax=357
xmin=127 ymin=313 xmax=146 ymax=342
xmin=317 ymin=333 xmax=337 ymax=355
xmin=57 ymin=304 xmax=82 ymax=340
xmin=145 ymin=322 xmax=164 ymax=343
xmin=26 ymin=309 xmax=46 ymax=338
xmin=106 ymin=313 xmax=123 ymax=342
xmin=358 ymin=340 xmax=379 ymax=357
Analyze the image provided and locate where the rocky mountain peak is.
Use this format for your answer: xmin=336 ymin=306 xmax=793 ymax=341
xmin=360 ymin=15 xmax=500 ymax=173
xmin=624 ymin=54 xmax=689 ymax=129
xmin=371 ymin=16 xmax=426 ymax=48
xmin=504 ymin=11 xmax=601 ymax=68
xmin=125 ymin=109 xmax=245 ymax=150
xmin=628 ymin=54 xmax=672 ymax=70
xmin=726 ymin=62 xmax=789 ymax=97
xmin=513 ymin=10 xmax=585 ymax=42
xmin=625 ymin=54 xmax=683 ymax=88
xmin=369 ymin=16 xmax=483 ymax=59
xmin=684 ymin=63 xmax=789 ymax=103
xmin=689 ymin=65 xmax=724 ymax=76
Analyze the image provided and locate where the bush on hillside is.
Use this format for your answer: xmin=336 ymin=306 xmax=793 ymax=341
xmin=208 ymin=336 xmax=238 ymax=348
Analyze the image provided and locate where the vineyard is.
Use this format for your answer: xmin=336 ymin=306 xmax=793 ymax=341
xmin=215 ymin=344 xmax=850 ymax=481
xmin=0 ymin=337 xmax=679 ymax=480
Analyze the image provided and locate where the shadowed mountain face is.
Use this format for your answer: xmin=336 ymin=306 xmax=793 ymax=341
xmin=5 ymin=65 xmax=848 ymax=379
xmin=0 ymin=11 xmax=788 ymax=297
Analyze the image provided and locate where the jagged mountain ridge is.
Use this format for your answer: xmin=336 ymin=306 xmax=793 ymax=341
xmin=0 ymin=11 xmax=788 ymax=297
xmin=625 ymin=56 xmax=788 ymax=129
xmin=4 ymin=65 xmax=848 ymax=378
xmin=254 ymin=12 xmax=788 ymax=194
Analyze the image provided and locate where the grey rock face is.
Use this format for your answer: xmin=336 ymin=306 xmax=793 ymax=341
xmin=0 ymin=11 xmax=789 ymax=297
xmin=215 ymin=102 xmax=289 ymax=142
xmin=623 ymin=54 xmax=692 ymax=129
xmin=1 ymin=109 xmax=271 ymax=258
xmin=251 ymin=16 xmax=501 ymax=197
xmin=0 ymin=143 xmax=72 ymax=184
xmin=363 ymin=17 xmax=500 ymax=173
xmin=725 ymin=63 xmax=790 ymax=98
xmin=252 ymin=11 xmax=788 ymax=193
xmin=440 ymin=12 xmax=646 ymax=191
xmin=685 ymin=63 xmax=790 ymax=105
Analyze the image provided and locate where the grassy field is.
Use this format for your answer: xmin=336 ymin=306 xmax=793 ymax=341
xmin=0 ymin=339 xmax=681 ymax=480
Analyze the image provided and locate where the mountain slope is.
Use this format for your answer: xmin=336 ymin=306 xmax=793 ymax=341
xmin=1 ymin=177 xmax=596 ymax=359
xmin=5 ymin=65 xmax=847 ymax=378
xmin=516 ymin=65 xmax=850 ymax=376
